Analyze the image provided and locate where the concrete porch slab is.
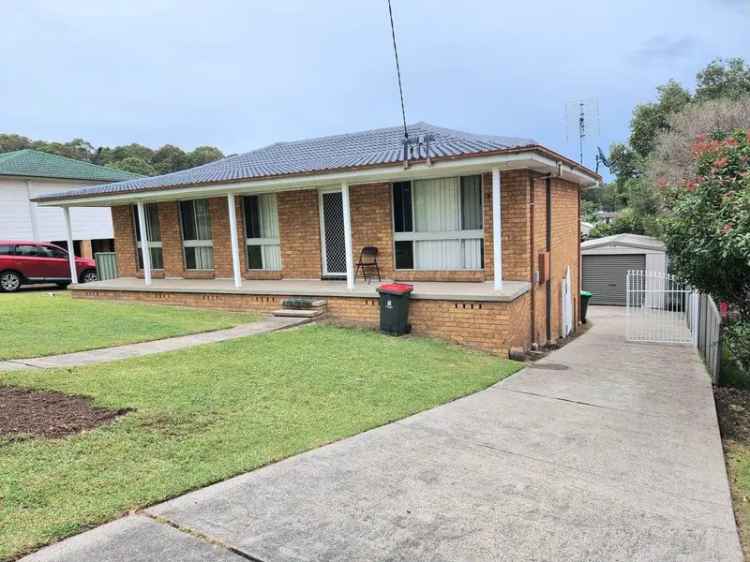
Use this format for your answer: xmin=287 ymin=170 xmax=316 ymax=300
xmin=72 ymin=276 xmax=531 ymax=302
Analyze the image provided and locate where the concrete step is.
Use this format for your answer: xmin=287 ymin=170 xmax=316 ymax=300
xmin=281 ymin=297 xmax=327 ymax=310
xmin=272 ymin=308 xmax=325 ymax=319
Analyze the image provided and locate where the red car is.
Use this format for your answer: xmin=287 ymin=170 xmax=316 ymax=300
xmin=0 ymin=241 xmax=98 ymax=292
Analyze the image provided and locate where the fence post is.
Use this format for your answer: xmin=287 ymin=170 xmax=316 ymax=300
xmin=690 ymin=291 xmax=700 ymax=347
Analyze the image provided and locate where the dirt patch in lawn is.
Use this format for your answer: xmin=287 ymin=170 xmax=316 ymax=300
xmin=716 ymin=386 xmax=750 ymax=443
xmin=715 ymin=385 xmax=750 ymax=557
xmin=0 ymin=385 xmax=130 ymax=440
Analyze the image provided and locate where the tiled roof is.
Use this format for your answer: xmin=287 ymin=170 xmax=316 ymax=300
xmin=34 ymin=122 xmax=543 ymax=202
xmin=0 ymin=149 xmax=140 ymax=182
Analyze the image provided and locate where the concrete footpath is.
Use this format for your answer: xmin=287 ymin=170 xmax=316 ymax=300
xmin=22 ymin=307 xmax=742 ymax=561
xmin=0 ymin=316 xmax=307 ymax=372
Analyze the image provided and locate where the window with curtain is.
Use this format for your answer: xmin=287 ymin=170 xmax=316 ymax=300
xmin=132 ymin=204 xmax=163 ymax=269
xmin=179 ymin=199 xmax=214 ymax=270
xmin=393 ymin=175 xmax=483 ymax=270
xmin=244 ymin=194 xmax=281 ymax=270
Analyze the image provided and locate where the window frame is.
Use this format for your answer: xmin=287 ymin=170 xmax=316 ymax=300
xmin=391 ymin=175 xmax=485 ymax=271
xmin=242 ymin=194 xmax=282 ymax=271
xmin=132 ymin=204 xmax=164 ymax=271
xmin=178 ymin=199 xmax=214 ymax=271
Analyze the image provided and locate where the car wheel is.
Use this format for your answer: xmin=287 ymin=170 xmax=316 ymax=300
xmin=0 ymin=271 xmax=22 ymax=293
xmin=80 ymin=270 xmax=98 ymax=283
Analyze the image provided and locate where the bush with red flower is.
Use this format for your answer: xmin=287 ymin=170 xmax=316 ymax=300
xmin=661 ymin=129 xmax=750 ymax=372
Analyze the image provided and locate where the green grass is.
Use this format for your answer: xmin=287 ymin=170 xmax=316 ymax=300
xmin=725 ymin=444 xmax=750 ymax=557
xmin=0 ymin=325 xmax=522 ymax=560
xmin=0 ymin=292 xmax=259 ymax=360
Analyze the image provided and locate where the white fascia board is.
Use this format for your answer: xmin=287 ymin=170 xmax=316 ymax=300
xmin=39 ymin=151 xmax=597 ymax=208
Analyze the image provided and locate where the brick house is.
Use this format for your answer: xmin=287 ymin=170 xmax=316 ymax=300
xmin=34 ymin=123 xmax=600 ymax=355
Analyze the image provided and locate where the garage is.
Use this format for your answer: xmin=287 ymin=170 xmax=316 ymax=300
xmin=582 ymin=234 xmax=667 ymax=306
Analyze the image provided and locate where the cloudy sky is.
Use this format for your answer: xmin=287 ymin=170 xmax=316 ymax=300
xmin=2 ymin=0 xmax=749 ymax=175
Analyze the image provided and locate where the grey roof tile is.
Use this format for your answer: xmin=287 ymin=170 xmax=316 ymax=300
xmin=35 ymin=122 xmax=538 ymax=202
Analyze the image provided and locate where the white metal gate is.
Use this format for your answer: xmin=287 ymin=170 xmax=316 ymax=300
xmin=626 ymin=270 xmax=694 ymax=344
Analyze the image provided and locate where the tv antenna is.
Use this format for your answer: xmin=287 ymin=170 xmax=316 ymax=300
xmin=387 ymin=0 xmax=408 ymax=143
xmin=565 ymin=98 xmax=600 ymax=167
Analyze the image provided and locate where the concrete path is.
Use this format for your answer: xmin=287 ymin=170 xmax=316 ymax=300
xmin=0 ymin=316 xmax=307 ymax=372
xmin=21 ymin=307 xmax=742 ymax=562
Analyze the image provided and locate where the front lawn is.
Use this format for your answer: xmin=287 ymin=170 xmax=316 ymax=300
xmin=0 ymin=325 xmax=522 ymax=560
xmin=0 ymin=292 xmax=258 ymax=360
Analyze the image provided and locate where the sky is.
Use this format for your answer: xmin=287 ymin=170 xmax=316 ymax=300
xmin=2 ymin=0 xmax=749 ymax=178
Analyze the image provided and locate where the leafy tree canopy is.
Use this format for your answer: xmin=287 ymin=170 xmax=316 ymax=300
xmin=0 ymin=134 xmax=224 ymax=176
xmin=696 ymin=58 xmax=750 ymax=102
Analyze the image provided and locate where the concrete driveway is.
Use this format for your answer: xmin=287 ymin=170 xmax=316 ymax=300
xmin=24 ymin=306 xmax=742 ymax=562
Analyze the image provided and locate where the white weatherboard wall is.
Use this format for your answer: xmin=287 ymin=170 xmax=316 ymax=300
xmin=0 ymin=177 xmax=113 ymax=241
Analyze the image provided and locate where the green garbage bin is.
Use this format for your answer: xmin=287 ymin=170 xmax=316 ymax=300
xmin=377 ymin=283 xmax=414 ymax=335
xmin=580 ymin=290 xmax=593 ymax=323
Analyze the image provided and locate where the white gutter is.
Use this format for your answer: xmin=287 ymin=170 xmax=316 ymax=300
xmin=37 ymin=150 xmax=599 ymax=207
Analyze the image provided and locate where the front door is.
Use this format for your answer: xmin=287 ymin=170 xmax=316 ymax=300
xmin=319 ymin=190 xmax=347 ymax=277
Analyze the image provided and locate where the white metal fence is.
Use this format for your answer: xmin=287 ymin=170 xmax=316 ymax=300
xmin=689 ymin=293 xmax=724 ymax=383
xmin=626 ymin=270 xmax=724 ymax=382
xmin=625 ymin=270 xmax=694 ymax=344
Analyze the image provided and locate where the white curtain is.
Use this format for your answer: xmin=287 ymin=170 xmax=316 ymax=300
xmin=190 ymin=200 xmax=213 ymax=269
xmin=413 ymin=178 xmax=463 ymax=269
xmin=413 ymin=178 xmax=460 ymax=233
xmin=259 ymin=194 xmax=279 ymax=239
xmin=249 ymin=194 xmax=281 ymax=270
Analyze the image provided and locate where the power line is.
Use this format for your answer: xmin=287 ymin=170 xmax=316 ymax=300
xmin=387 ymin=0 xmax=408 ymax=141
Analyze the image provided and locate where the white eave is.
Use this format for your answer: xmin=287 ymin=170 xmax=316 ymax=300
xmin=36 ymin=150 xmax=598 ymax=207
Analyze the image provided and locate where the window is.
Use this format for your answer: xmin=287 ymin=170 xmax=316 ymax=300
xmin=393 ymin=175 xmax=483 ymax=270
xmin=0 ymin=245 xmax=14 ymax=256
xmin=179 ymin=199 xmax=213 ymax=270
xmin=15 ymin=244 xmax=43 ymax=257
xmin=244 ymin=194 xmax=281 ymax=270
xmin=133 ymin=204 xmax=164 ymax=269
xmin=42 ymin=245 xmax=68 ymax=259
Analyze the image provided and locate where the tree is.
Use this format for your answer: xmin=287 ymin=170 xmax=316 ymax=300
xmin=110 ymin=156 xmax=155 ymax=176
xmin=0 ymin=134 xmax=32 ymax=152
xmin=661 ymin=129 xmax=750 ymax=369
xmin=696 ymin=58 xmax=750 ymax=102
xmin=189 ymin=146 xmax=224 ymax=167
xmin=629 ymin=80 xmax=692 ymax=158
xmin=608 ymin=143 xmax=643 ymax=184
xmin=647 ymin=96 xmax=750 ymax=186
xmin=151 ymin=144 xmax=190 ymax=174
xmin=100 ymin=143 xmax=155 ymax=165
xmin=0 ymin=134 xmax=226 ymax=176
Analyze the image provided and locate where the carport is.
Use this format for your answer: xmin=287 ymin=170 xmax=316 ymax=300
xmin=582 ymin=233 xmax=667 ymax=305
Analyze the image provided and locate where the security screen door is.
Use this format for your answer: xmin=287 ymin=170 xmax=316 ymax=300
xmin=320 ymin=190 xmax=346 ymax=276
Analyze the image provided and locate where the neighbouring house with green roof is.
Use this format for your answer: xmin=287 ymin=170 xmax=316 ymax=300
xmin=0 ymin=149 xmax=140 ymax=257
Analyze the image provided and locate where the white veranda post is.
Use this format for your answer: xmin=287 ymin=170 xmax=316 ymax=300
xmin=492 ymin=168 xmax=503 ymax=290
xmin=136 ymin=201 xmax=152 ymax=286
xmin=227 ymin=193 xmax=242 ymax=288
xmin=63 ymin=207 xmax=78 ymax=285
xmin=341 ymin=182 xmax=355 ymax=290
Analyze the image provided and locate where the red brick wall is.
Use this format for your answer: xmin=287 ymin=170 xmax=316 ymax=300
xmin=549 ymin=178 xmax=581 ymax=338
xmin=531 ymin=176 xmax=549 ymax=346
xmin=278 ymin=189 xmax=322 ymax=279
xmin=112 ymin=205 xmax=137 ymax=278
xmin=74 ymin=288 xmax=529 ymax=355
xmin=349 ymin=183 xmax=394 ymax=279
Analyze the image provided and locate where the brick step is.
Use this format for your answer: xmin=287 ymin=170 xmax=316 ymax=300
xmin=272 ymin=308 xmax=325 ymax=319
